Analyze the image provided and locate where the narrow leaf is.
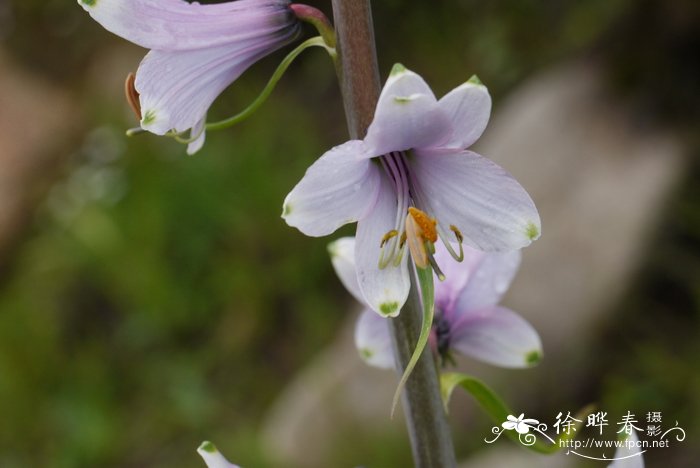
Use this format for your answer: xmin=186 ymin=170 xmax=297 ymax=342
xmin=391 ymin=265 xmax=435 ymax=417
xmin=440 ymin=372 xmax=594 ymax=454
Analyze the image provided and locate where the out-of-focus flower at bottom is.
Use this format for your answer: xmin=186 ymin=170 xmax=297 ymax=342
xmin=329 ymin=237 xmax=542 ymax=370
xmin=197 ymin=441 xmax=240 ymax=468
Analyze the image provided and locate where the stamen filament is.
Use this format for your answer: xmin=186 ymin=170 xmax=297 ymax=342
xmin=427 ymin=244 xmax=446 ymax=281
xmin=378 ymin=151 xmax=412 ymax=268
xmin=380 ymin=230 xmax=399 ymax=248
xmin=437 ymin=225 xmax=465 ymax=262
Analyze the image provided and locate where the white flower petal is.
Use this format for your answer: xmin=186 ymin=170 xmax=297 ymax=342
xmin=328 ymin=237 xmax=365 ymax=304
xmin=78 ymin=0 xmax=297 ymax=51
xmin=355 ymin=309 xmax=394 ymax=369
xmin=186 ymin=117 xmax=207 ymax=155
xmin=450 ymin=306 xmax=542 ymax=368
xmin=355 ymin=172 xmax=410 ymax=317
xmin=283 ymin=141 xmax=380 ymax=237
xmin=364 ymin=65 xmax=452 ymax=155
xmin=438 ymin=81 xmax=491 ymax=149
xmin=136 ymin=37 xmax=291 ymax=135
xmin=197 ymin=441 xmax=240 ymax=468
xmin=410 ymin=149 xmax=541 ymax=252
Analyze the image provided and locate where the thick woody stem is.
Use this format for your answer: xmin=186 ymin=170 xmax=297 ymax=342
xmin=330 ymin=1 xmax=457 ymax=466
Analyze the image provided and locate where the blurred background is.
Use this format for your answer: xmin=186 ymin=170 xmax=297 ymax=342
xmin=0 ymin=0 xmax=699 ymax=466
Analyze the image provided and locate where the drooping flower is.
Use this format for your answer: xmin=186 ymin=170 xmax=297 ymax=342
xmin=284 ymin=64 xmax=540 ymax=317
xmin=78 ymin=0 xmax=301 ymax=154
xmin=329 ymin=237 xmax=542 ymax=369
xmin=197 ymin=441 xmax=240 ymax=468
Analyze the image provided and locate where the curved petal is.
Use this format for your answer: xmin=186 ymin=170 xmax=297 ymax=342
xmin=355 ymin=172 xmax=410 ymax=317
xmin=364 ymin=65 xmax=452 ymax=156
xmin=450 ymin=306 xmax=542 ymax=368
xmin=355 ymin=309 xmax=394 ymax=369
xmin=186 ymin=117 xmax=207 ymax=155
xmin=454 ymin=249 xmax=521 ymax=312
xmin=78 ymin=0 xmax=297 ymax=51
xmin=135 ymin=31 xmax=295 ymax=135
xmin=197 ymin=441 xmax=240 ymax=468
xmin=438 ymin=80 xmax=491 ymax=149
xmin=410 ymin=149 xmax=541 ymax=252
xmin=283 ymin=141 xmax=380 ymax=237
xmin=328 ymin=237 xmax=365 ymax=304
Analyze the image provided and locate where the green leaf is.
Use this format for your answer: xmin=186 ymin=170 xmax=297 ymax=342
xmin=440 ymin=372 xmax=595 ymax=454
xmin=391 ymin=266 xmax=434 ymax=417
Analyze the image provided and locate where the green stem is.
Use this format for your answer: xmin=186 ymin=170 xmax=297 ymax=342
xmin=205 ymin=37 xmax=335 ymax=132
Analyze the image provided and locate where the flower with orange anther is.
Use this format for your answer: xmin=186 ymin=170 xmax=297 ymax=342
xmin=284 ymin=64 xmax=541 ymax=316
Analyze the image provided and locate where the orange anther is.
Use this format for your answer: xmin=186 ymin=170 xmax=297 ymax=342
xmin=407 ymin=207 xmax=438 ymax=243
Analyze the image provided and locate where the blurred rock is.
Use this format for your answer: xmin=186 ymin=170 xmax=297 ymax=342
xmin=260 ymin=61 xmax=686 ymax=466
xmin=0 ymin=49 xmax=81 ymax=262
xmin=482 ymin=61 xmax=684 ymax=353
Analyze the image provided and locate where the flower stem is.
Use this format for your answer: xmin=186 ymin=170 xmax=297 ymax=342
xmin=329 ymin=1 xmax=457 ymax=466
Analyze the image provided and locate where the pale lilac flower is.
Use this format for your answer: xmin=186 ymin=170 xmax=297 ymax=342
xmin=78 ymin=0 xmax=300 ymax=154
xmin=284 ymin=65 xmax=540 ymax=316
xmin=329 ymin=237 xmax=542 ymax=369
xmin=197 ymin=441 xmax=240 ymax=468
xmin=501 ymin=413 xmax=539 ymax=434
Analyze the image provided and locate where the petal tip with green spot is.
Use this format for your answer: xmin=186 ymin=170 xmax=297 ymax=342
xmin=390 ymin=63 xmax=407 ymax=76
xmin=526 ymin=222 xmax=540 ymax=241
xmin=198 ymin=441 xmax=217 ymax=454
xmin=525 ymin=350 xmax=542 ymax=366
xmin=467 ymin=74 xmax=483 ymax=86
xmin=141 ymin=109 xmax=157 ymax=126
xmin=379 ymin=301 xmax=399 ymax=317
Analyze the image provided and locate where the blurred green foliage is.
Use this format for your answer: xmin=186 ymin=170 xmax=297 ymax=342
xmin=0 ymin=0 xmax=699 ymax=467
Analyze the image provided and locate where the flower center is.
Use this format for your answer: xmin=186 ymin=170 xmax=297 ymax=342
xmin=434 ymin=311 xmax=451 ymax=356
xmin=432 ymin=310 xmax=456 ymax=367
xmin=377 ymin=151 xmax=465 ymax=276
